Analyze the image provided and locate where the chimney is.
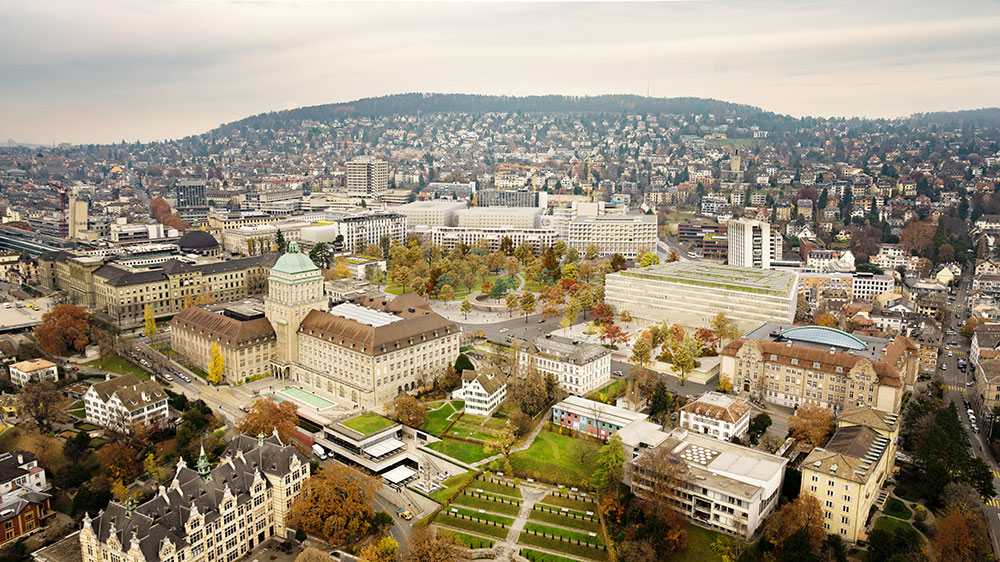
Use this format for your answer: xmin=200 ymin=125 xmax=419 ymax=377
xmin=105 ymin=373 xmax=113 ymax=381
xmin=17 ymin=454 xmax=23 ymax=464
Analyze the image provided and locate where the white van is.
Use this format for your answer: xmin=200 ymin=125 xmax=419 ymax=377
xmin=312 ymin=444 xmax=327 ymax=460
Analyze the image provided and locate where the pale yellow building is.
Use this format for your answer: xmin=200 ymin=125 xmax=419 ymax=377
xmin=800 ymin=406 xmax=900 ymax=543
xmin=170 ymin=304 xmax=277 ymax=384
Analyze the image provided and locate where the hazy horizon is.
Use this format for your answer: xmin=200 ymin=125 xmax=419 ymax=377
xmin=3 ymin=0 xmax=1000 ymax=145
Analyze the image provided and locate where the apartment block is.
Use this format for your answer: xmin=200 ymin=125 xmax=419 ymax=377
xmin=566 ymin=213 xmax=657 ymax=259
xmin=727 ymin=218 xmax=782 ymax=269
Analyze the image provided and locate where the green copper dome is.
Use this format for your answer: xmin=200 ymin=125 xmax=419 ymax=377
xmin=271 ymin=241 xmax=320 ymax=275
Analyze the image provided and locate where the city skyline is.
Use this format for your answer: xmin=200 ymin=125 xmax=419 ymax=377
xmin=2 ymin=0 xmax=1000 ymax=145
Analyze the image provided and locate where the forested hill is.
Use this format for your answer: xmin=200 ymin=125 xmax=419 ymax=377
xmin=910 ymin=108 xmax=1000 ymax=128
xmin=214 ymin=93 xmax=776 ymax=132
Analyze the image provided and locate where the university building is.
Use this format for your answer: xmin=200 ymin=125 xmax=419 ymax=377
xmin=84 ymin=374 xmax=170 ymax=430
xmin=517 ymin=334 xmax=612 ymax=396
xmin=79 ymin=434 xmax=309 ymax=562
xmin=170 ymin=303 xmax=277 ymax=385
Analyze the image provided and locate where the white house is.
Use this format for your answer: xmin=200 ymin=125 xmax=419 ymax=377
xmin=8 ymin=359 xmax=58 ymax=387
xmin=517 ymin=334 xmax=612 ymax=396
xmin=452 ymin=370 xmax=506 ymax=417
xmin=0 ymin=451 xmax=48 ymax=494
xmin=679 ymin=392 xmax=752 ymax=441
xmin=83 ymin=374 xmax=170 ymax=430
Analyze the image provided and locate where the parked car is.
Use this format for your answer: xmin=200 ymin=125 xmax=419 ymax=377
xmin=397 ymin=508 xmax=413 ymax=520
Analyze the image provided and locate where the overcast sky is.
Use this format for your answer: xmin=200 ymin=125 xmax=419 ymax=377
xmin=2 ymin=0 xmax=999 ymax=145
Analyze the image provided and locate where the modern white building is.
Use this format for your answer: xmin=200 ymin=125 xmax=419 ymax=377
xmin=679 ymin=392 xmax=752 ymax=441
xmin=222 ymin=222 xmax=309 ymax=256
xmin=299 ymin=211 xmax=405 ymax=253
xmin=566 ymin=213 xmax=657 ymax=259
xmin=454 ymin=207 xmax=543 ymax=229
xmin=476 ymin=189 xmax=547 ymax=208
xmin=727 ymin=218 xmax=783 ymax=269
xmin=347 ymin=157 xmax=389 ymax=199
xmin=423 ymin=226 xmax=557 ymax=254
xmin=392 ymin=201 xmax=467 ymax=229
xmin=626 ymin=427 xmax=787 ymax=538
xmin=83 ymin=374 xmax=170 ymax=430
xmin=605 ymin=262 xmax=799 ymax=332
xmin=8 ymin=359 xmax=58 ymax=387
xmin=316 ymin=412 xmax=416 ymax=478
xmin=80 ymin=434 xmax=310 ymax=562
xmin=518 ymin=334 xmax=612 ymax=396
xmin=452 ymin=370 xmax=506 ymax=416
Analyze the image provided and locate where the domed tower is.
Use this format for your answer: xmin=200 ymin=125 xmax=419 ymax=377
xmin=265 ymin=242 xmax=326 ymax=379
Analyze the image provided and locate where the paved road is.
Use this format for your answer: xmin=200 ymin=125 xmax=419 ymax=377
xmin=459 ymin=312 xmax=563 ymax=344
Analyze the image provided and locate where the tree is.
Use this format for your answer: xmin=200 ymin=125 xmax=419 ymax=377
xmin=505 ymin=292 xmax=519 ymax=317
xmin=591 ymin=303 xmax=614 ymax=325
xmin=454 ymin=353 xmax=474 ymax=373
xmin=591 ymin=433 xmax=625 ymax=494
xmin=370 ymin=511 xmax=394 ymax=536
xmin=358 ymin=536 xmax=398 ymax=562
xmin=715 ymin=376 xmax=733 ymax=393
xmin=600 ymin=324 xmax=629 ymax=348
xmin=710 ymin=313 xmax=739 ymax=346
xmin=288 ymin=464 xmax=381 ymax=545
xmin=639 ymin=252 xmax=660 ymax=268
xmin=748 ymin=413 xmax=772 ymax=445
xmin=630 ymin=336 xmax=652 ymax=371
xmin=609 ymin=253 xmax=627 ymax=271
xmin=18 ymin=381 xmax=61 ymax=432
xmin=938 ymin=243 xmax=955 ymax=263
xmin=34 ymin=303 xmax=91 ymax=356
xmin=510 ymin=368 xmax=549 ymax=416
xmin=508 ymin=409 xmax=532 ymax=438
xmin=144 ymin=452 xmax=162 ymax=481
xmin=765 ymin=494 xmax=825 ymax=553
xmin=390 ymin=395 xmax=427 ymax=428
xmin=617 ymin=540 xmax=658 ymax=562
xmin=483 ymin=422 xmax=518 ymax=471
xmin=711 ymin=535 xmax=749 ymax=562
xmin=403 ymin=527 xmax=462 ymax=562
xmin=438 ymin=284 xmax=455 ymax=302
xmin=961 ymin=317 xmax=983 ymax=339
xmin=98 ymin=442 xmax=140 ymax=484
xmin=237 ymin=397 xmax=299 ymax=446
xmin=671 ymin=334 xmax=702 ymax=386
xmin=295 ymin=548 xmax=331 ymax=562
xmin=584 ymin=244 xmax=600 ymax=261
xmin=309 ymin=243 xmax=332 ymax=269
xmin=900 ymin=220 xmax=934 ymax=256
xmin=275 ymin=229 xmax=287 ymax=252
xmin=519 ymin=293 xmax=536 ymax=323
xmin=931 ymin=511 xmax=993 ymax=562
xmin=619 ymin=309 xmax=633 ymax=324
xmin=789 ymin=403 xmax=835 ymax=447
xmin=459 ymin=299 xmax=472 ymax=319
xmin=208 ymin=342 xmax=224 ymax=385
xmin=143 ymin=304 xmax=156 ymax=339
xmin=813 ymin=312 xmax=837 ymax=328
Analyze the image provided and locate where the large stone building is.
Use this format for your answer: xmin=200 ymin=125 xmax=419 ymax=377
xmin=605 ymin=262 xmax=799 ymax=332
xmin=264 ymin=243 xmax=460 ymax=408
xmin=721 ymin=323 xmax=919 ymax=414
xmin=79 ymin=434 xmax=309 ymax=562
xmin=800 ymin=406 xmax=900 ymax=542
xmin=170 ymin=303 xmax=278 ymax=384
xmin=84 ymin=374 xmax=170 ymax=430
xmin=518 ymin=335 xmax=612 ymax=397
xmin=298 ymin=212 xmax=405 ymax=254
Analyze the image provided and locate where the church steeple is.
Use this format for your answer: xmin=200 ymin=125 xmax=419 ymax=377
xmin=196 ymin=445 xmax=211 ymax=480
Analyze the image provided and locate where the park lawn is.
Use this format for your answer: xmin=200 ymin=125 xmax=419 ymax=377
xmin=510 ymin=430 xmax=602 ymax=488
xmin=536 ymin=503 xmax=593 ymax=519
xmin=433 ymin=512 xmax=509 ymax=539
xmin=519 ymin=549 xmax=580 ymax=562
xmin=448 ymin=506 xmax=514 ymax=526
xmin=596 ymin=380 xmax=622 ymax=398
xmin=665 ymin=522 xmax=723 ymax=562
xmin=524 ymin=522 xmax=603 ymax=546
xmin=517 ymin=532 xmax=609 ymax=562
xmin=340 ymin=412 xmax=395 ymax=435
xmin=883 ymin=498 xmax=912 ymax=520
xmin=540 ymin=494 xmax=598 ymax=513
xmin=528 ymin=510 xmax=602 ymax=534
xmin=68 ymin=408 xmax=86 ymax=419
xmin=85 ymin=352 xmax=150 ymax=381
xmin=874 ymin=517 xmax=922 ymax=541
xmin=452 ymin=493 xmax=521 ymax=516
xmin=471 ymin=489 xmax=522 ymax=504
xmin=893 ymin=485 xmax=921 ymax=503
xmin=471 ymin=478 xmax=523 ymax=498
xmin=428 ymin=471 xmax=475 ymax=504
xmin=422 ymin=402 xmax=458 ymax=436
xmin=436 ymin=529 xmax=495 ymax=549
xmin=426 ymin=437 xmax=492 ymax=464
xmin=447 ymin=423 xmax=497 ymax=443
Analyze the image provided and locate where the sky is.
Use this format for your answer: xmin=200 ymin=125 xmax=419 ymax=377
xmin=2 ymin=0 xmax=1000 ymax=145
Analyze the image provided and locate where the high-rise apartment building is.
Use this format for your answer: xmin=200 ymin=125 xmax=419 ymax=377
xmin=347 ymin=157 xmax=389 ymax=199
xmin=727 ymin=218 xmax=782 ymax=269
xmin=176 ymin=179 xmax=208 ymax=208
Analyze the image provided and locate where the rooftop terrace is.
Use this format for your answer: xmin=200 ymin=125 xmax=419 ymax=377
xmin=618 ymin=262 xmax=797 ymax=297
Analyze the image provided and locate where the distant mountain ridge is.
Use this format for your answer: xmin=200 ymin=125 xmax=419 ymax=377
xmin=214 ymin=93 xmax=781 ymax=133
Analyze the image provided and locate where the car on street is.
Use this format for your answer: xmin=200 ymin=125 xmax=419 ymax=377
xmin=397 ymin=508 xmax=412 ymax=520
xmin=499 ymin=328 xmax=509 ymax=333
xmin=537 ymin=318 xmax=545 ymax=323
xmin=241 ymin=405 xmax=251 ymax=413
xmin=948 ymin=351 xmax=954 ymax=357
xmin=967 ymin=381 xmax=974 ymax=386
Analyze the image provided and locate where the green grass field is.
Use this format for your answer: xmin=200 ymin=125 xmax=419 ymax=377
xmin=422 ymin=401 xmax=459 ymax=436
xmin=471 ymin=478 xmax=522 ymax=498
xmin=536 ymin=503 xmax=594 ymax=519
xmin=519 ymin=549 xmax=580 ymax=562
xmin=437 ymin=529 xmax=495 ymax=549
xmin=85 ymin=352 xmax=150 ymax=380
xmin=448 ymin=506 xmax=515 ymax=526
xmin=434 ymin=512 xmax=510 ymax=539
xmin=428 ymin=471 xmax=475 ymax=504
xmin=518 ymin=532 xmax=609 ymax=561
xmin=446 ymin=422 xmax=497 ymax=442
xmin=510 ymin=430 xmax=602 ymax=487
xmin=452 ymin=493 xmax=521 ymax=516
xmin=524 ymin=522 xmax=603 ymax=546
xmin=470 ymin=489 xmax=522 ymax=504
xmin=883 ymin=498 xmax=912 ymax=520
xmin=665 ymin=522 xmax=723 ymax=562
xmin=340 ymin=412 xmax=395 ymax=435
xmin=539 ymin=494 xmax=597 ymax=513
xmin=426 ymin=437 xmax=492 ymax=464
xmin=874 ymin=517 xmax=922 ymax=541
xmin=528 ymin=509 xmax=602 ymax=534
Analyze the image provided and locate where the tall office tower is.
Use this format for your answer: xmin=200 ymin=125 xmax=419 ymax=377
xmin=347 ymin=157 xmax=389 ymax=199
xmin=68 ymin=195 xmax=88 ymax=239
xmin=727 ymin=218 xmax=781 ymax=269
xmin=176 ymin=179 xmax=207 ymax=208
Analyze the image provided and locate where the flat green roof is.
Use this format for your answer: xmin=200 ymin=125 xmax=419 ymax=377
xmin=340 ymin=412 xmax=396 ymax=435
xmin=618 ymin=262 xmax=797 ymax=297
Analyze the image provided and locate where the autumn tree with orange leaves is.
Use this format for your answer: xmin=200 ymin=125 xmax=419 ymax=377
xmin=288 ymin=464 xmax=381 ymax=545
xmin=789 ymin=403 xmax=835 ymax=448
xmin=34 ymin=303 xmax=91 ymax=356
xmin=237 ymin=397 xmax=300 ymax=446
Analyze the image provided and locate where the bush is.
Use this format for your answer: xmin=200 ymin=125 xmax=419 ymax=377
xmin=295 ymin=528 xmax=307 ymax=542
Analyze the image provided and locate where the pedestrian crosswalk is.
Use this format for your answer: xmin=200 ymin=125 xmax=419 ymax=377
xmin=945 ymin=385 xmax=967 ymax=393
xmin=991 ymin=469 xmax=1000 ymax=479
xmin=986 ymin=497 xmax=1000 ymax=508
